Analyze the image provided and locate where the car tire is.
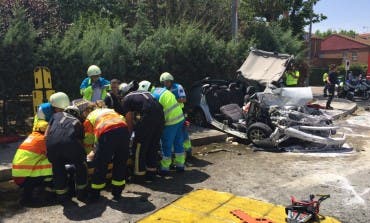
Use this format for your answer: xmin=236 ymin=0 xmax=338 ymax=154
xmin=247 ymin=122 xmax=273 ymax=146
xmin=191 ymin=108 xmax=208 ymax=127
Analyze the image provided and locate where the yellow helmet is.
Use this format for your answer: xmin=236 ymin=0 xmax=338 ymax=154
xmin=87 ymin=65 xmax=102 ymax=77
xmin=160 ymin=72 xmax=174 ymax=82
xmin=32 ymin=119 xmax=48 ymax=133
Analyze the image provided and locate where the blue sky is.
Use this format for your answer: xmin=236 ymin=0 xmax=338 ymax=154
xmin=311 ymin=0 xmax=370 ymax=33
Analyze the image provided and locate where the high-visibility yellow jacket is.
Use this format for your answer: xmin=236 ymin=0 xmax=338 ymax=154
xmin=151 ymin=88 xmax=184 ymax=126
xmin=286 ymin=70 xmax=300 ymax=86
xmin=12 ymin=132 xmax=52 ymax=178
xmin=323 ymin=73 xmax=328 ymax=82
xmin=83 ymin=108 xmax=127 ymax=153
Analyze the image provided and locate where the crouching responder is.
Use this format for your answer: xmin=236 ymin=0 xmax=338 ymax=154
xmin=12 ymin=119 xmax=53 ymax=204
xmin=160 ymin=72 xmax=192 ymax=159
xmin=74 ymin=99 xmax=130 ymax=201
xmin=45 ymin=92 xmax=88 ymax=202
xmin=120 ymin=81 xmax=165 ymax=181
xmin=80 ymin=65 xmax=110 ymax=102
xmin=138 ymin=81 xmax=185 ymax=175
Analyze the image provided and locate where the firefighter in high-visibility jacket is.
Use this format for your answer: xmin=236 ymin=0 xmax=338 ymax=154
xmin=12 ymin=119 xmax=53 ymax=203
xmin=160 ymin=72 xmax=192 ymax=158
xmin=138 ymin=80 xmax=185 ymax=175
xmin=75 ymin=99 xmax=130 ymax=201
xmin=45 ymin=92 xmax=88 ymax=202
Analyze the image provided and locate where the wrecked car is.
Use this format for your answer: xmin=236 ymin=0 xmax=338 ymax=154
xmin=188 ymin=48 xmax=346 ymax=149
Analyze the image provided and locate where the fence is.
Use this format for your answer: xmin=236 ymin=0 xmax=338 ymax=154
xmin=0 ymin=95 xmax=33 ymax=136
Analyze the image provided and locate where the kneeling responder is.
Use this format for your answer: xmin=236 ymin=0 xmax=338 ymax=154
xmin=45 ymin=92 xmax=88 ymax=202
xmin=80 ymin=65 xmax=110 ymax=102
xmin=120 ymin=81 xmax=165 ymax=181
xmin=74 ymin=99 xmax=130 ymax=201
xmin=138 ymin=81 xmax=185 ymax=175
xmin=12 ymin=119 xmax=53 ymax=204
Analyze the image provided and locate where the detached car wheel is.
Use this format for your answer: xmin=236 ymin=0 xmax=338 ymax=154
xmin=192 ymin=108 xmax=208 ymax=127
xmin=247 ymin=122 xmax=273 ymax=146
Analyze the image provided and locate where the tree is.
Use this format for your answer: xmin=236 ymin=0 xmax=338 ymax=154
xmin=0 ymin=0 xmax=65 ymax=39
xmin=315 ymin=29 xmax=358 ymax=38
xmin=0 ymin=6 xmax=38 ymax=97
xmin=246 ymin=0 xmax=326 ymax=36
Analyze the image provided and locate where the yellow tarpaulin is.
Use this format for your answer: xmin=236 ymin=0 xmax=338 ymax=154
xmin=138 ymin=189 xmax=340 ymax=223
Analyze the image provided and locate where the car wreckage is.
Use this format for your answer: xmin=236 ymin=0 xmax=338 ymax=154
xmin=188 ymin=49 xmax=346 ymax=149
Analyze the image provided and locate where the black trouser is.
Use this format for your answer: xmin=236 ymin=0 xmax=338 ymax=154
xmin=17 ymin=176 xmax=53 ymax=198
xmin=133 ymin=112 xmax=164 ymax=175
xmin=92 ymin=127 xmax=129 ymax=195
xmin=47 ymin=142 xmax=87 ymax=196
xmin=326 ymin=85 xmax=335 ymax=108
xmin=323 ymin=81 xmax=329 ymax=95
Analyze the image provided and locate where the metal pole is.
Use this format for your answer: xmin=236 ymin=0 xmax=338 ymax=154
xmin=306 ymin=1 xmax=313 ymax=86
xmin=231 ymin=0 xmax=238 ymax=42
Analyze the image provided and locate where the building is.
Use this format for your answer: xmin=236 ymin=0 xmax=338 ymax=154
xmin=317 ymin=34 xmax=370 ymax=76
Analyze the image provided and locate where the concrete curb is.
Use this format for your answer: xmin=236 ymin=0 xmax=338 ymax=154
xmin=331 ymin=103 xmax=358 ymax=120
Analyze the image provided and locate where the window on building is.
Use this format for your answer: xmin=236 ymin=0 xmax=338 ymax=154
xmin=352 ymin=52 xmax=358 ymax=61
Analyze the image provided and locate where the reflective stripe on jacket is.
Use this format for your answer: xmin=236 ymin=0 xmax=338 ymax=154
xmin=12 ymin=132 xmax=52 ymax=178
xmin=152 ymin=88 xmax=184 ymax=126
xmin=83 ymin=108 xmax=127 ymax=153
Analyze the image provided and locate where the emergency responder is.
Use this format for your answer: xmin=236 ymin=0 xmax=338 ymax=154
xmin=120 ymin=81 xmax=164 ymax=181
xmin=80 ymin=65 xmax=110 ymax=102
xmin=74 ymin=99 xmax=130 ymax=201
xmin=45 ymin=92 xmax=88 ymax=202
xmin=159 ymin=72 xmax=192 ymax=159
xmin=323 ymin=72 xmax=329 ymax=97
xmin=326 ymin=64 xmax=339 ymax=110
xmin=12 ymin=119 xmax=53 ymax=204
xmin=138 ymin=81 xmax=185 ymax=175
xmin=104 ymin=78 xmax=123 ymax=114
xmin=285 ymin=64 xmax=300 ymax=87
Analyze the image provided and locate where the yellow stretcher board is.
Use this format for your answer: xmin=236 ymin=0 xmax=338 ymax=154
xmin=138 ymin=189 xmax=341 ymax=223
xmin=32 ymin=67 xmax=55 ymax=114
xmin=34 ymin=67 xmax=53 ymax=90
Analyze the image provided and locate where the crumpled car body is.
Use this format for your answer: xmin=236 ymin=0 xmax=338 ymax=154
xmin=188 ymin=49 xmax=345 ymax=148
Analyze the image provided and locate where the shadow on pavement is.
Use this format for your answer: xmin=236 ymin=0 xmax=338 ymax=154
xmin=62 ymin=192 xmax=156 ymax=221
xmin=139 ymin=169 xmax=210 ymax=195
xmin=63 ymin=198 xmax=107 ymax=221
xmin=108 ymin=192 xmax=156 ymax=214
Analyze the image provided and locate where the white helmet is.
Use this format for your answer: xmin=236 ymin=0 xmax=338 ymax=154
xmin=49 ymin=92 xmax=70 ymax=109
xmin=119 ymin=83 xmax=128 ymax=91
xmin=87 ymin=65 xmax=102 ymax=77
xmin=138 ymin=80 xmax=152 ymax=91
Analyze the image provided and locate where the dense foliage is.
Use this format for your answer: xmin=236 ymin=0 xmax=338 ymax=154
xmin=0 ymin=0 xmax=323 ymax=99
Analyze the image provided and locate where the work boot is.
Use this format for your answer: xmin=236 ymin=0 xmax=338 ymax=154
xmin=145 ymin=171 xmax=157 ymax=182
xmin=111 ymin=186 xmax=124 ymax=201
xmin=88 ymin=189 xmax=101 ymax=203
xmin=185 ymin=150 xmax=193 ymax=161
xmin=76 ymin=188 xmax=88 ymax=202
xmin=176 ymin=166 xmax=185 ymax=173
xmin=56 ymin=194 xmax=71 ymax=204
xmin=158 ymin=169 xmax=169 ymax=177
